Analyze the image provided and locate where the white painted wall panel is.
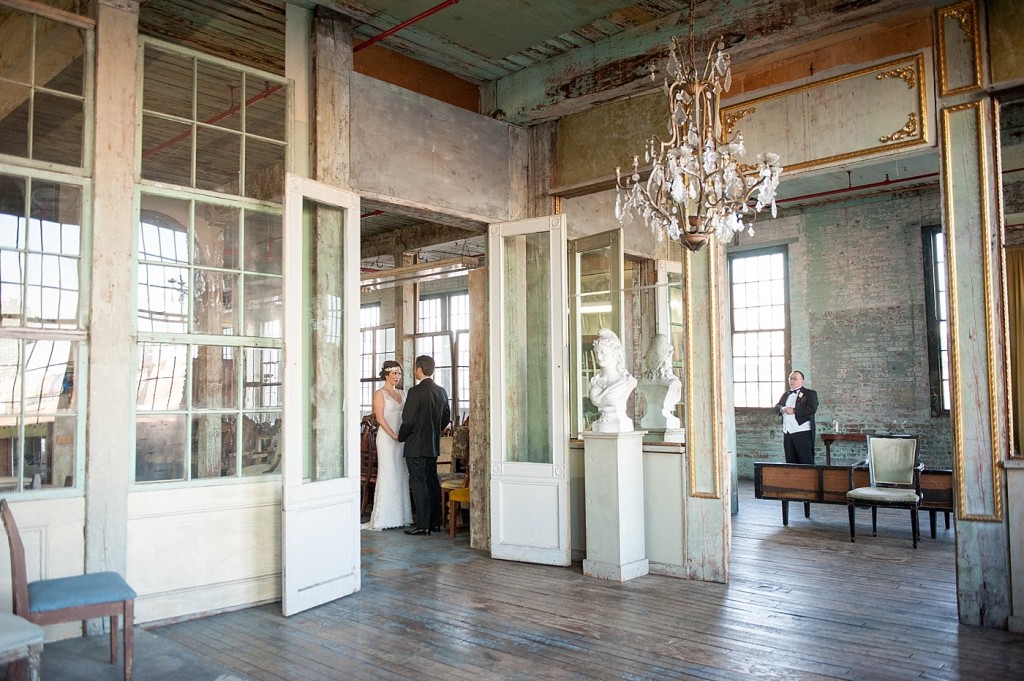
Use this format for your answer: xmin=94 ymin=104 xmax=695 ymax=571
xmin=126 ymin=481 xmax=281 ymax=623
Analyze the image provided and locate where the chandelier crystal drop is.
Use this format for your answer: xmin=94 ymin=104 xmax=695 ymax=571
xmin=614 ymin=0 xmax=783 ymax=252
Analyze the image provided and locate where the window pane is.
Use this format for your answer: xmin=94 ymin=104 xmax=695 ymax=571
xmin=136 ymin=414 xmax=186 ymax=482
xmin=196 ymin=61 xmax=242 ymax=131
xmin=240 ymin=411 xmax=281 ymax=475
xmin=137 ymin=343 xmax=188 ymax=411
xmin=192 ymin=269 xmax=235 ymax=334
xmin=244 ymin=347 xmax=282 ymax=409
xmin=193 ymin=412 xmax=230 ymax=478
xmin=195 ymin=126 xmax=241 ymax=194
xmin=244 ymin=211 xmax=282 ymax=275
xmin=730 ymin=250 xmax=787 ymax=408
xmin=245 ymin=78 xmax=287 ymax=141
xmin=138 ymin=263 xmax=188 ymax=333
xmin=33 ymin=92 xmax=83 ymax=167
xmin=141 ymin=114 xmax=193 ymax=186
xmin=195 ymin=205 xmax=239 ymax=269
xmin=143 ymin=46 xmax=193 ymax=118
xmin=0 ymin=82 xmax=30 ymax=158
xmin=192 ymin=345 xmax=235 ymax=410
xmin=245 ymin=138 xmax=285 ymax=202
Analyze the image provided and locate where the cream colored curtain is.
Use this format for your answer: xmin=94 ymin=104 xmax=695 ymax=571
xmin=1007 ymin=248 xmax=1024 ymax=455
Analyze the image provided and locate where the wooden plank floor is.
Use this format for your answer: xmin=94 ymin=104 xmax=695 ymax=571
xmin=37 ymin=481 xmax=1024 ymax=680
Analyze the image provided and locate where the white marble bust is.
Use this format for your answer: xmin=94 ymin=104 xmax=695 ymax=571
xmin=588 ymin=328 xmax=637 ymax=433
xmin=638 ymin=334 xmax=681 ymax=429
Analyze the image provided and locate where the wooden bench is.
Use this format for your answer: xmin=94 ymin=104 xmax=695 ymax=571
xmin=753 ymin=462 xmax=954 ymax=538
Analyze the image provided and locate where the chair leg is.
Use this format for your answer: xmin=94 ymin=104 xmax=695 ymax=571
xmin=6 ymin=659 xmax=24 ymax=681
xmin=125 ymin=599 xmax=135 ymax=681
xmin=448 ymin=499 xmax=457 ymax=538
xmin=929 ymin=510 xmax=937 ymax=538
xmin=111 ymin=613 xmax=119 ymax=664
xmin=911 ymin=509 xmax=919 ymax=549
xmin=871 ymin=507 xmax=878 ymax=536
xmin=27 ymin=642 xmax=41 ymax=681
xmin=848 ymin=504 xmax=856 ymax=543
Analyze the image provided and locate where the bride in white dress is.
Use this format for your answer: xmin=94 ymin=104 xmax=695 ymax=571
xmin=364 ymin=360 xmax=413 ymax=530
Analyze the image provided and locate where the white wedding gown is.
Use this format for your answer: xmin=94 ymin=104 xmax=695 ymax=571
xmin=364 ymin=390 xmax=413 ymax=530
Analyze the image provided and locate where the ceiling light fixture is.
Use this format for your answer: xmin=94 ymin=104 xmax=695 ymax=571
xmin=614 ymin=0 xmax=783 ymax=252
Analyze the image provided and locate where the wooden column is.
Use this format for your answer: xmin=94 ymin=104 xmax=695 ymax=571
xmin=311 ymin=7 xmax=353 ymax=188
xmin=680 ymin=241 xmax=730 ymax=582
xmin=86 ymin=0 xmax=139 ymax=586
xmin=935 ymin=0 xmax=1011 ymax=628
xmin=468 ymin=268 xmax=489 ymax=548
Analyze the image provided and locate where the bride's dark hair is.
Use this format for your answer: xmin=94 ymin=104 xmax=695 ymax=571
xmin=379 ymin=360 xmax=401 ymax=381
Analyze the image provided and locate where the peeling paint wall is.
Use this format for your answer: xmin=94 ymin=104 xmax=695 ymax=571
xmin=988 ymin=0 xmax=1024 ymax=85
xmin=349 ymin=74 xmax=513 ymax=220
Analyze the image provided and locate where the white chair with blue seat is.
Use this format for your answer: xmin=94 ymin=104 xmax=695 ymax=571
xmin=1 ymin=499 xmax=136 ymax=681
xmin=0 ymin=612 xmax=43 ymax=681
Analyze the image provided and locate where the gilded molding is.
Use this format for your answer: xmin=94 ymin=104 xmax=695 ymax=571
xmin=724 ymin=108 xmax=755 ymax=139
xmin=879 ymin=113 xmax=918 ymax=143
xmin=685 ymin=243 xmax=722 ymax=500
xmin=937 ymin=0 xmax=982 ymax=97
xmin=722 ymin=54 xmax=927 ymax=174
xmin=941 ymin=100 xmax=1004 ymax=521
xmin=876 ymin=66 xmax=917 ymax=89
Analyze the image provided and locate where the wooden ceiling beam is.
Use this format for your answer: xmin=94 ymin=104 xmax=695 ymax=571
xmin=361 ymin=222 xmax=480 ymax=259
xmin=486 ymin=0 xmax=935 ymax=124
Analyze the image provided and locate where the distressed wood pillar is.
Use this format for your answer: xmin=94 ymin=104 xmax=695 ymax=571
xmin=680 ymin=241 xmax=730 ymax=582
xmin=311 ymin=7 xmax=353 ymax=188
xmin=468 ymin=268 xmax=489 ymax=548
xmin=87 ymin=0 xmax=139 ymax=584
xmin=394 ymin=251 xmax=415 ymax=374
xmin=935 ymin=0 xmax=1011 ymax=628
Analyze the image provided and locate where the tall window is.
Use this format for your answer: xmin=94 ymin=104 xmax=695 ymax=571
xmin=359 ymin=303 xmax=395 ymax=416
xmin=923 ymin=226 xmax=951 ymax=413
xmin=416 ymin=291 xmax=469 ymax=421
xmin=0 ymin=4 xmax=91 ymax=494
xmin=134 ymin=40 xmax=288 ymax=483
xmin=730 ymin=249 xmax=788 ymax=408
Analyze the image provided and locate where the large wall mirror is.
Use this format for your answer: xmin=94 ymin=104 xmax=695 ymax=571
xmin=1002 ymin=94 xmax=1024 ymax=457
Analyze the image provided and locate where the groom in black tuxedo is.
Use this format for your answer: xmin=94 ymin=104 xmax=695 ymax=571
xmin=398 ymin=355 xmax=452 ymax=535
xmin=774 ymin=370 xmax=818 ymax=464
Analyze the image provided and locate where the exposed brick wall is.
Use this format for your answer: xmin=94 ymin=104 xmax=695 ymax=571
xmin=734 ymin=188 xmax=952 ymax=478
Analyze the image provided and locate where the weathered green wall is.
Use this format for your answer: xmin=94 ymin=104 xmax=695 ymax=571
xmin=989 ymin=0 xmax=1024 ymax=85
xmin=556 ymin=91 xmax=661 ymax=190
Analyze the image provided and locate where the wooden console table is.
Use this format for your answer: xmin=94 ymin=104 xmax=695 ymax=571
xmin=820 ymin=432 xmax=867 ymax=465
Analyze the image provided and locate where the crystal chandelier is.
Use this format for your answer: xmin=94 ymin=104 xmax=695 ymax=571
xmin=614 ymin=0 xmax=783 ymax=252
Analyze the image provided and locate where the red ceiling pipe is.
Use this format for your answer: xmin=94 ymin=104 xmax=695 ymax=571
xmin=354 ymin=0 xmax=459 ymax=53
xmin=777 ymin=171 xmax=939 ymax=204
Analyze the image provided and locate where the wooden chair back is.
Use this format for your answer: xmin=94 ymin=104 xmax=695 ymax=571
xmin=0 ymin=499 xmax=31 ymax=619
xmin=866 ymin=435 xmax=920 ymax=488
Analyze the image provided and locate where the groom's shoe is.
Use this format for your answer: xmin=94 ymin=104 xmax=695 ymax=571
xmin=404 ymin=528 xmax=430 ymax=536
xmin=430 ymin=525 xmax=441 ymax=533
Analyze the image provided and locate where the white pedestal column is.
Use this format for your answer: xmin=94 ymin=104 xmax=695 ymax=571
xmin=643 ymin=427 xmax=686 ymax=444
xmin=581 ymin=430 xmax=649 ymax=581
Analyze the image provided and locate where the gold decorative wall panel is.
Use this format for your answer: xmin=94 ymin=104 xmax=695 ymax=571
xmin=941 ymin=100 xmax=1004 ymax=522
xmin=721 ymin=54 xmax=930 ymax=175
xmin=937 ymin=0 xmax=982 ymax=97
xmin=684 ymin=242 xmax=722 ymax=500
